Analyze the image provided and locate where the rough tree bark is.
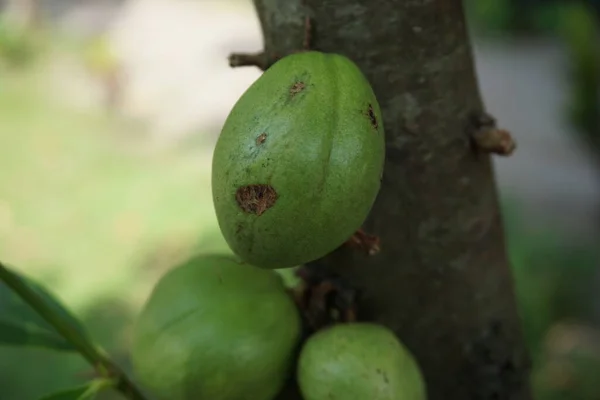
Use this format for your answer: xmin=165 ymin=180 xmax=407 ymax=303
xmin=231 ymin=0 xmax=532 ymax=399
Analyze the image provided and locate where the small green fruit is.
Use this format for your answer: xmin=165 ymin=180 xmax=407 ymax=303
xmin=212 ymin=51 xmax=385 ymax=269
xmin=297 ymin=323 xmax=427 ymax=400
xmin=131 ymin=253 xmax=302 ymax=400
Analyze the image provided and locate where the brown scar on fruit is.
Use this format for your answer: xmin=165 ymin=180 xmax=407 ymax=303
xmin=235 ymin=184 xmax=278 ymax=216
xmin=256 ymin=133 xmax=267 ymax=145
xmin=344 ymin=228 xmax=380 ymax=255
xmin=292 ymin=265 xmax=358 ymax=332
xmin=290 ymin=81 xmax=305 ymax=96
xmin=364 ymin=103 xmax=378 ymax=130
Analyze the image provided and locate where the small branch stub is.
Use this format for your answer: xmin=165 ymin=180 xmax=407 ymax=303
xmin=228 ymin=15 xmax=313 ymax=71
xmin=292 ymin=265 xmax=358 ymax=332
xmin=344 ymin=228 xmax=381 ymax=255
xmin=228 ymin=51 xmax=273 ymax=71
xmin=469 ymin=112 xmax=517 ymax=156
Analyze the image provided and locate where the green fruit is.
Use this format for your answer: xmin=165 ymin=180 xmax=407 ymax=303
xmin=131 ymin=253 xmax=302 ymax=400
xmin=297 ymin=323 xmax=427 ymax=400
xmin=212 ymin=51 xmax=385 ymax=269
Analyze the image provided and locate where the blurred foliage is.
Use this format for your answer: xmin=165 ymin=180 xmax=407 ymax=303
xmin=464 ymin=0 xmax=594 ymax=36
xmin=503 ymin=200 xmax=600 ymax=354
xmin=0 ymin=17 xmax=41 ymax=68
xmin=467 ymin=0 xmax=600 ymax=165
xmin=0 ymin=35 xmax=218 ymax=399
xmin=558 ymin=3 xmax=600 ymax=163
xmin=532 ymin=322 xmax=600 ymax=400
xmin=503 ymin=199 xmax=600 ymax=400
xmin=82 ymin=35 xmax=120 ymax=78
xmin=465 ymin=0 xmax=516 ymax=34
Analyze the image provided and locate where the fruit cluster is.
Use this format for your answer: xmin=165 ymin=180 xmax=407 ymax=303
xmin=131 ymin=52 xmax=427 ymax=400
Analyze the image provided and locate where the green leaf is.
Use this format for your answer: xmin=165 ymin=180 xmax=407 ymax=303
xmin=0 ymin=263 xmax=89 ymax=350
xmin=37 ymin=378 xmax=116 ymax=400
xmin=37 ymin=385 xmax=95 ymax=400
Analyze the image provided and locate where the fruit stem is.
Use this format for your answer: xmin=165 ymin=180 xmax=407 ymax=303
xmin=344 ymin=229 xmax=381 ymax=255
xmin=0 ymin=261 xmax=149 ymax=400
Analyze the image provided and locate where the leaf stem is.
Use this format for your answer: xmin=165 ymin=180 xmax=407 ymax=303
xmin=83 ymin=377 xmax=119 ymax=397
xmin=0 ymin=261 xmax=148 ymax=400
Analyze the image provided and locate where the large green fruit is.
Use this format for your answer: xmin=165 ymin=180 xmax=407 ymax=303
xmin=212 ymin=51 xmax=385 ymax=269
xmin=131 ymin=253 xmax=302 ymax=400
xmin=297 ymin=323 xmax=427 ymax=400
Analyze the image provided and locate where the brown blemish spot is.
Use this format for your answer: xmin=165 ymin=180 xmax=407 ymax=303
xmin=235 ymin=184 xmax=278 ymax=216
xmin=290 ymin=81 xmax=305 ymax=96
xmin=366 ymin=103 xmax=378 ymax=130
xmin=256 ymin=132 xmax=267 ymax=145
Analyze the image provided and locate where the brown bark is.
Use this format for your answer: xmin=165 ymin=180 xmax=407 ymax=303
xmin=237 ymin=0 xmax=532 ymax=398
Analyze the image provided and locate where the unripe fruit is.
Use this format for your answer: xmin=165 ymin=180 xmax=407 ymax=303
xmin=131 ymin=253 xmax=302 ymax=400
xmin=298 ymin=323 xmax=427 ymax=400
xmin=212 ymin=51 xmax=385 ymax=269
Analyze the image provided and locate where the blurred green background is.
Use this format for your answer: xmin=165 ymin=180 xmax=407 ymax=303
xmin=0 ymin=0 xmax=599 ymax=399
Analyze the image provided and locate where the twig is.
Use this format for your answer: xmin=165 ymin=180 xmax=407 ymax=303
xmin=468 ymin=111 xmax=517 ymax=156
xmin=228 ymin=51 xmax=273 ymax=70
xmin=0 ymin=261 xmax=148 ymax=400
xmin=228 ymin=13 xmax=313 ymax=71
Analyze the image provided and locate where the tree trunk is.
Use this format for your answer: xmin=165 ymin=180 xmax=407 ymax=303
xmin=245 ymin=0 xmax=533 ymax=398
